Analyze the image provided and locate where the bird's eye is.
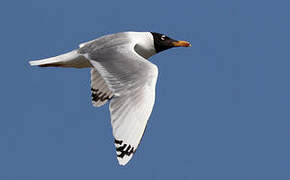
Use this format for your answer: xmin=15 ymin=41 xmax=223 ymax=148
xmin=161 ymin=35 xmax=166 ymax=41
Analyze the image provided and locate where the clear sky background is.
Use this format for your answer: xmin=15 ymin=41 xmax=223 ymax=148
xmin=0 ymin=0 xmax=289 ymax=179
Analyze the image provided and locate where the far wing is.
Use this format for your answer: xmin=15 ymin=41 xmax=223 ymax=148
xmin=86 ymin=44 xmax=158 ymax=165
xmin=90 ymin=68 xmax=113 ymax=107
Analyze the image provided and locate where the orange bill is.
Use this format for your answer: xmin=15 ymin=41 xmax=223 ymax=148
xmin=172 ymin=41 xmax=191 ymax=47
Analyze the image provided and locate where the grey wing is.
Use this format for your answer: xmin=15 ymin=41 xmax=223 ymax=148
xmin=90 ymin=68 xmax=114 ymax=107
xmin=85 ymin=44 xmax=158 ymax=165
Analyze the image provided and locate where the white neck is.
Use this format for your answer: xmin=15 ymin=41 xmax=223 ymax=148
xmin=127 ymin=32 xmax=157 ymax=59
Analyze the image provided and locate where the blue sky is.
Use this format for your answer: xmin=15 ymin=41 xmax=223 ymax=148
xmin=0 ymin=0 xmax=290 ymax=179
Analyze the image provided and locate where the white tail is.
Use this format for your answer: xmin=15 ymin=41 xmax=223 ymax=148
xmin=29 ymin=50 xmax=91 ymax=68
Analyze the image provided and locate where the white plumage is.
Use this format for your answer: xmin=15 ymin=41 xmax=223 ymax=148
xmin=29 ymin=31 xmax=190 ymax=165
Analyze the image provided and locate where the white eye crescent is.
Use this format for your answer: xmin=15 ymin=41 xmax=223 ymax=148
xmin=161 ymin=35 xmax=166 ymax=40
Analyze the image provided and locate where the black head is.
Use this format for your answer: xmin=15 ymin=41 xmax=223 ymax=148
xmin=150 ymin=32 xmax=191 ymax=53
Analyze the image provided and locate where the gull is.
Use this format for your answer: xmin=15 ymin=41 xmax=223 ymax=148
xmin=29 ymin=31 xmax=191 ymax=165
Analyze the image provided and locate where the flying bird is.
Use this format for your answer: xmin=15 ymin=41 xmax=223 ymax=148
xmin=29 ymin=31 xmax=191 ymax=165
